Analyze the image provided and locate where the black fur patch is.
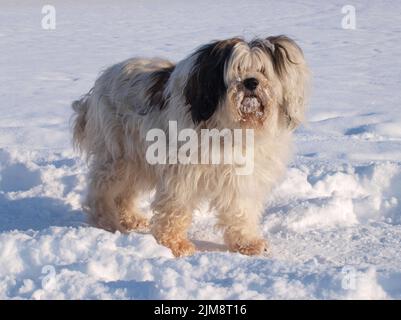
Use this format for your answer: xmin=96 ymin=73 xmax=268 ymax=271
xmin=147 ymin=65 xmax=175 ymax=110
xmin=184 ymin=38 xmax=243 ymax=124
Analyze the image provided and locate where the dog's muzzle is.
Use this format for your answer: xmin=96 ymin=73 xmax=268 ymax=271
xmin=239 ymin=93 xmax=264 ymax=119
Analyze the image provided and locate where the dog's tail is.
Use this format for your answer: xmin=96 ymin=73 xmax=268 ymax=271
xmin=71 ymin=91 xmax=91 ymax=153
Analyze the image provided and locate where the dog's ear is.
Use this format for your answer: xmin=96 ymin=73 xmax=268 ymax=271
xmin=184 ymin=38 xmax=242 ymax=124
xmin=267 ymin=35 xmax=310 ymax=130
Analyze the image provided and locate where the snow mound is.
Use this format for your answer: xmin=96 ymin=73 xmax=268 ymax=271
xmin=267 ymin=162 xmax=401 ymax=232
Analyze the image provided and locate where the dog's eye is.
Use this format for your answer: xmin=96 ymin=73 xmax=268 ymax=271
xmin=237 ymin=66 xmax=242 ymax=76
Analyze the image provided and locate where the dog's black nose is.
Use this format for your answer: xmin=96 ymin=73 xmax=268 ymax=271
xmin=243 ymin=78 xmax=259 ymax=91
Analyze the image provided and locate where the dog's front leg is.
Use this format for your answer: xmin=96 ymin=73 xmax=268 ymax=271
xmin=150 ymin=192 xmax=195 ymax=257
xmin=216 ymin=197 xmax=268 ymax=256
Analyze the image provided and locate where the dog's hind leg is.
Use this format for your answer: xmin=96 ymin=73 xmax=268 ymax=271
xmin=85 ymin=158 xmax=149 ymax=233
xmin=115 ymin=180 xmax=149 ymax=233
xmin=85 ymin=160 xmax=123 ymax=232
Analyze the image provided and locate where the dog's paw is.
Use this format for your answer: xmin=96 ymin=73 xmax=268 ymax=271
xmin=230 ymin=238 xmax=268 ymax=256
xmin=120 ymin=216 xmax=150 ymax=233
xmin=166 ymin=239 xmax=196 ymax=257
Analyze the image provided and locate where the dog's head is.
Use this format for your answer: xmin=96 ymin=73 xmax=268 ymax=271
xmin=183 ymin=36 xmax=309 ymax=131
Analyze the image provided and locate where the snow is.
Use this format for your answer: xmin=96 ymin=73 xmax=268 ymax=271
xmin=1 ymin=0 xmax=401 ymax=299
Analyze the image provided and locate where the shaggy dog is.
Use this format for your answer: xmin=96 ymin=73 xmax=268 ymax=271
xmin=72 ymin=36 xmax=309 ymax=257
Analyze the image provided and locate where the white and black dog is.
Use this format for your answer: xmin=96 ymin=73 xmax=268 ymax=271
xmin=72 ymin=36 xmax=309 ymax=257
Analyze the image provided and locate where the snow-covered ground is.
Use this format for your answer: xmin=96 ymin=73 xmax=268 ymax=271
xmin=1 ymin=0 xmax=401 ymax=299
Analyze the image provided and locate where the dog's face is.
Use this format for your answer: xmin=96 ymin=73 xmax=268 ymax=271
xmin=183 ymin=36 xmax=309 ymax=132
xmin=225 ymin=45 xmax=275 ymax=129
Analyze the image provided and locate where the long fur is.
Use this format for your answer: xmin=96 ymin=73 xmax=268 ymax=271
xmin=72 ymin=36 xmax=309 ymax=257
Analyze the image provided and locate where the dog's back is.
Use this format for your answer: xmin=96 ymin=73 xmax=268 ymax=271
xmin=71 ymin=57 xmax=174 ymax=159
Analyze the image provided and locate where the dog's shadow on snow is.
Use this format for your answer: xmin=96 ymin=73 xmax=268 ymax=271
xmin=192 ymin=239 xmax=228 ymax=252
xmin=137 ymin=231 xmax=228 ymax=252
xmin=0 ymin=187 xmax=228 ymax=252
xmin=0 ymin=193 xmax=85 ymax=232
xmin=0 ymin=192 xmax=229 ymax=252
xmin=0 ymin=191 xmax=230 ymax=255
